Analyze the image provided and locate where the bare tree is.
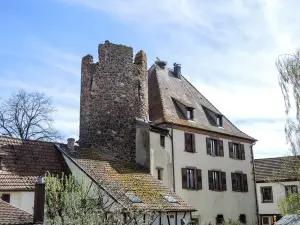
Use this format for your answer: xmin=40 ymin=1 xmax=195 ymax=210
xmin=44 ymin=173 xmax=162 ymax=225
xmin=275 ymin=50 xmax=300 ymax=214
xmin=0 ymin=89 xmax=61 ymax=141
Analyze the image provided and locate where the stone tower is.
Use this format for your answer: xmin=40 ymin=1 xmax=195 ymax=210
xmin=79 ymin=41 xmax=148 ymax=162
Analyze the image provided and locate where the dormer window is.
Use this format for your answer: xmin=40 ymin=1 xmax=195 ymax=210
xmin=216 ymin=115 xmax=223 ymax=127
xmin=186 ymin=108 xmax=194 ymax=120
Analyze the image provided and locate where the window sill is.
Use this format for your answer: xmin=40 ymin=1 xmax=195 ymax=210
xmin=208 ymin=154 xmax=223 ymax=157
xmin=184 ymin=188 xmax=200 ymax=191
xmin=184 ymin=150 xmax=197 ymax=153
xmin=262 ymin=201 xmax=273 ymax=203
xmin=210 ymin=189 xmax=225 ymax=192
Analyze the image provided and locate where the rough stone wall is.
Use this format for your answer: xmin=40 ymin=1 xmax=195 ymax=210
xmin=79 ymin=41 xmax=148 ymax=162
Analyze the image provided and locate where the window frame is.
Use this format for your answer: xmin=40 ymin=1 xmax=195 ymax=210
xmin=1 ymin=193 xmax=10 ymax=203
xmin=261 ymin=186 xmax=273 ymax=203
xmin=216 ymin=214 xmax=224 ymax=225
xmin=216 ymin=115 xmax=223 ymax=127
xmin=157 ymin=168 xmax=163 ymax=181
xmin=182 ymin=167 xmax=202 ymax=190
xmin=187 ymin=168 xmax=196 ymax=189
xmin=160 ymin=135 xmax=165 ymax=148
xmin=186 ymin=108 xmax=194 ymax=121
xmin=229 ymin=142 xmax=245 ymax=160
xmin=208 ymin=170 xmax=226 ymax=191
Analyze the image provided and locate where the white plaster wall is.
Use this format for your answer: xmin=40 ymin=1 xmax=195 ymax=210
xmin=150 ymin=131 xmax=173 ymax=190
xmin=0 ymin=191 xmax=34 ymax=213
xmin=150 ymin=129 xmax=257 ymax=225
xmin=257 ymin=181 xmax=300 ymax=215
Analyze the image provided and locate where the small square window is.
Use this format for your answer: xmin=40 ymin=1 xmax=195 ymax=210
xmin=186 ymin=108 xmax=194 ymax=120
xmin=239 ymin=214 xmax=246 ymax=224
xmin=1 ymin=194 xmax=10 ymax=203
xmin=262 ymin=216 xmax=271 ymax=225
xmin=157 ymin=168 xmax=163 ymax=181
xmin=216 ymin=215 xmax=224 ymax=225
xmin=261 ymin=187 xmax=273 ymax=202
xmin=160 ymin=135 xmax=165 ymax=148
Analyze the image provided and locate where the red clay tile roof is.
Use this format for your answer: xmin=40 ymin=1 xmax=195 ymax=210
xmin=58 ymin=145 xmax=195 ymax=212
xmin=0 ymin=136 xmax=70 ymax=191
xmin=254 ymin=156 xmax=300 ymax=182
xmin=148 ymin=64 xmax=256 ymax=141
xmin=0 ymin=200 xmax=34 ymax=224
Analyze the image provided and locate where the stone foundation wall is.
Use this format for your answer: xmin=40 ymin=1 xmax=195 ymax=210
xmin=79 ymin=41 xmax=148 ymax=162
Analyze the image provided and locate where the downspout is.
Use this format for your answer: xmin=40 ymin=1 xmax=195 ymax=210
xmin=170 ymin=122 xmax=176 ymax=192
xmin=251 ymin=142 xmax=260 ymax=225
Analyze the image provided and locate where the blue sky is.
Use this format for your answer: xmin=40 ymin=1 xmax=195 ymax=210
xmin=1 ymin=0 xmax=298 ymax=158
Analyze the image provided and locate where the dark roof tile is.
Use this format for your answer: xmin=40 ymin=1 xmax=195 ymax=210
xmin=0 ymin=200 xmax=34 ymax=224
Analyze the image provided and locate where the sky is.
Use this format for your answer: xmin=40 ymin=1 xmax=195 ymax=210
xmin=0 ymin=0 xmax=298 ymax=158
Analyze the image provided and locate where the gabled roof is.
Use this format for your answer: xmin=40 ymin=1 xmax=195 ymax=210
xmin=0 ymin=136 xmax=70 ymax=191
xmin=0 ymin=200 xmax=34 ymax=225
xmin=57 ymin=145 xmax=195 ymax=212
xmin=148 ymin=64 xmax=256 ymax=141
xmin=254 ymin=156 xmax=300 ymax=182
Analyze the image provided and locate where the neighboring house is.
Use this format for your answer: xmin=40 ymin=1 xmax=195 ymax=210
xmin=0 ymin=136 xmax=70 ymax=214
xmin=255 ymin=156 xmax=300 ymax=225
xmin=147 ymin=61 xmax=258 ymax=225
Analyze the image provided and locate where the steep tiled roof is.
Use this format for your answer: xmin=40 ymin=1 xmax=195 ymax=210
xmin=148 ymin=64 xmax=256 ymax=141
xmin=57 ymin=145 xmax=195 ymax=212
xmin=0 ymin=136 xmax=70 ymax=190
xmin=254 ymin=156 xmax=300 ymax=182
xmin=0 ymin=200 xmax=34 ymax=224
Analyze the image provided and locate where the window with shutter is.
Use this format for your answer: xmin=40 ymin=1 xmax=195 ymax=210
xmin=221 ymin=172 xmax=227 ymax=191
xmin=208 ymin=170 xmax=213 ymax=190
xmin=231 ymin=173 xmax=237 ymax=191
xmin=285 ymin=185 xmax=298 ymax=197
xmin=206 ymin=137 xmax=211 ymax=155
xmin=242 ymin=174 xmax=248 ymax=192
xmin=240 ymin=144 xmax=245 ymax=160
xmin=196 ymin=169 xmax=202 ymax=190
xmin=185 ymin=133 xmax=195 ymax=153
xmin=182 ymin=168 xmax=188 ymax=189
xmin=187 ymin=169 xmax=196 ymax=189
xmin=229 ymin=142 xmax=233 ymax=158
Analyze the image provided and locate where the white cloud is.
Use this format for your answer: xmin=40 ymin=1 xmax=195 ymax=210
xmin=53 ymin=0 xmax=300 ymax=158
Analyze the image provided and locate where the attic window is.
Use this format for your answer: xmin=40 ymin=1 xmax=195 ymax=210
xmin=125 ymin=193 xmax=142 ymax=203
xmin=216 ymin=115 xmax=223 ymax=127
xmin=161 ymin=194 xmax=178 ymax=203
xmin=186 ymin=108 xmax=194 ymax=120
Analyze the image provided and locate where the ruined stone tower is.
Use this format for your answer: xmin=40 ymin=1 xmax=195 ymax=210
xmin=79 ymin=41 xmax=148 ymax=162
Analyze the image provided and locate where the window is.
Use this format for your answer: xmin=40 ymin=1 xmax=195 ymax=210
xmin=261 ymin=187 xmax=273 ymax=203
xmin=125 ymin=193 xmax=142 ymax=203
xmin=239 ymin=214 xmax=246 ymax=224
xmin=157 ymin=168 xmax=163 ymax=181
xmin=231 ymin=173 xmax=248 ymax=192
xmin=216 ymin=115 xmax=223 ymax=127
xmin=216 ymin=215 xmax=224 ymax=225
xmin=160 ymin=135 xmax=165 ymax=148
xmin=229 ymin=142 xmax=245 ymax=160
xmin=182 ymin=168 xmax=202 ymax=190
xmin=1 ymin=194 xmax=10 ymax=203
xmin=285 ymin=185 xmax=298 ymax=196
xmin=206 ymin=138 xmax=224 ymax=156
xmin=186 ymin=108 xmax=194 ymax=120
xmin=262 ymin=216 xmax=272 ymax=225
xmin=185 ymin=133 xmax=195 ymax=152
xmin=161 ymin=194 xmax=178 ymax=203
xmin=208 ymin=170 xmax=226 ymax=191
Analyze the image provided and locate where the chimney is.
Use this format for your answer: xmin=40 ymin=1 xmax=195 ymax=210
xmin=173 ymin=63 xmax=181 ymax=79
xmin=33 ymin=176 xmax=45 ymax=224
xmin=67 ymin=138 xmax=75 ymax=151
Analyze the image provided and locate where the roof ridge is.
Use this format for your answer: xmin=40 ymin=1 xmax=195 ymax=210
xmin=0 ymin=135 xmax=64 ymax=145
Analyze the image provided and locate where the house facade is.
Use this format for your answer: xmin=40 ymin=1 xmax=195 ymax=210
xmin=255 ymin=157 xmax=300 ymax=225
xmin=148 ymin=61 xmax=258 ymax=225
